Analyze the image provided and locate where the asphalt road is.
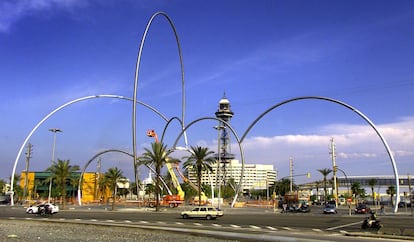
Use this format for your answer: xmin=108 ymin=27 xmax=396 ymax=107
xmin=1 ymin=205 xmax=413 ymax=241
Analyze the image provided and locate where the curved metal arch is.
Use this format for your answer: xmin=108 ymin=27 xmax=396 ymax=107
xmin=241 ymin=96 xmax=400 ymax=213
xmin=77 ymin=149 xmax=171 ymax=206
xmin=160 ymin=116 xmax=184 ymax=144
xmin=10 ymin=94 xmax=168 ymax=206
xmin=132 ymin=12 xmax=188 ymax=179
xmin=171 ymin=116 xmax=246 ymax=208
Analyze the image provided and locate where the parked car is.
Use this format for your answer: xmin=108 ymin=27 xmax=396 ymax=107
xmin=355 ymin=204 xmax=371 ymax=214
xmin=323 ymin=204 xmax=337 ymax=214
xmin=26 ymin=203 xmax=59 ymax=214
xmin=398 ymin=201 xmax=412 ymax=207
xmin=181 ymin=206 xmax=223 ymax=220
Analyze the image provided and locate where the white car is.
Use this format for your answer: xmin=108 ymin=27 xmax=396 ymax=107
xmin=26 ymin=203 xmax=59 ymax=214
xmin=181 ymin=206 xmax=223 ymax=220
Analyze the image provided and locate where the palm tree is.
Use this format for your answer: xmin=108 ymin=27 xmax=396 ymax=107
xmin=104 ymin=167 xmax=125 ymax=211
xmin=386 ymin=185 xmax=396 ymax=207
xmin=46 ymin=159 xmax=80 ymax=209
xmin=317 ymin=168 xmax=332 ymax=203
xmin=368 ymin=178 xmax=377 ymax=205
xmin=138 ymin=142 xmax=174 ymax=211
xmin=183 ymin=146 xmax=215 ymax=206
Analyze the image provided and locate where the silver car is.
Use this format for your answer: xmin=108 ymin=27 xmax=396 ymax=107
xmin=181 ymin=206 xmax=223 ymax=220
xmin=323 ymin=204 xmax=337 ymax=214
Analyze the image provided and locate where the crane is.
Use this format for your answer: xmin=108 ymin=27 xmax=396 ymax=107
xmin=146 ymin=130 xmax=185 ymax=206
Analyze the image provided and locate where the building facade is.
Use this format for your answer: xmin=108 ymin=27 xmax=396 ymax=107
xmin=186 ymin=159 xmax=277 ymax=191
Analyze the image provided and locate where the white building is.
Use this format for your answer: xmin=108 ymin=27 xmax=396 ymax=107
xmin=186 ymin=159 xmax=277 ymax=191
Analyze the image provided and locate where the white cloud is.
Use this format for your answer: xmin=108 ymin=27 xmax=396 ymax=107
xmin=225 ymin=116 xmax=414 ymax=179
xmin=0 ymin=0 xmax=86 ymax=32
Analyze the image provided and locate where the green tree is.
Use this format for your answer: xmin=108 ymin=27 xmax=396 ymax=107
xmin=138 ymin=142 xmax=174 ymax=211
xmin=386 ymin=185 xmax=396 ymax=207
xmin=272 ymin=178 xmax=294 ymax=197
xmin=317 ymin=168 xmax=332 ymax=202
xmin=46 ymin=159 xmax=80 ymax=209
xmin=351 ymin=182 xmax=365 ymax=201
xmin=104 ymin=167 xmax=125 ymax=211
xmin=0 ymin=179 xmax=5 ymax=194
xmin=183 ymin=146 xmax=215 ymax=206
xmin=368 ymin=178 xmax=378 ymax=205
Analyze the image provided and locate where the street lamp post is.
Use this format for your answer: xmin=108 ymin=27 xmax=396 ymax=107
xmin=336 ymin=166 xmax=352 ymax=216
xmin=48 ymin=128 xmax=62 ymax=203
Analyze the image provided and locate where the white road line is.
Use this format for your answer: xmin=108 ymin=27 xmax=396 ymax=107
xmin=139 ymin=221 xmax=148 ymax=223
xmin=266 ymin=226 xmax=278 ymax=231
xmin=106 ymin=219 xmax=114 ymax=222
xmin=249 ymin=225 xmax=261 ymax=229
xmin=90 ymin=219 xmax=97 ymax=221
xmin=124 ymin=220 xmax=132 ymax=223
xmin=312 ymin=229 xmax=322 ymax=232
xmin=59 ymin=218 xmax=65 ymax=221
xmin=282 ymin=227 xmax=292 ymax=230
xmin=230 ymin=224 xmax=241 ymax=228
xmin=175 ymin=222 xmax=184 ymax=225
xmin=75 ymin=218 xmax=81 ymax=221
xmin=212 ymin=224 xmax=221 ymax=227
xmin=157 ymin=221 xmax=166 ymax=224
xmin=193 ymin=223 xmax=202 ymax=226
xmin=326 ymin=221 xmax=361 ymax=231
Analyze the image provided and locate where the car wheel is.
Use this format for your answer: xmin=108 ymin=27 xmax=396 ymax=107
xmin=182 ymin=214 xmax=189 ymax=219
xmin=27 ymin=209 xmax=33 ymax=214
xmin=206 ymin=215 xmax=212 ymax=220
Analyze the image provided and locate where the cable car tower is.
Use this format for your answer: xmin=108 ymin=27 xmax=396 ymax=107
xmin=215 ymin=93 xmax=235 ymax=185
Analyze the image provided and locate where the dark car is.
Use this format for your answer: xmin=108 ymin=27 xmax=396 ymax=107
xmin=355 ymin=204 xmax=371 ymax=214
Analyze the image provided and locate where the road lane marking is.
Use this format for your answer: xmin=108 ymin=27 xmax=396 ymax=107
xmin=90 ymin=219 xmax=97 ymax=221
xmin=230 ymin=224 xmax=241 ymax=228
xmin=312 ymin=229 xmax=322 ymax=232
xmin=139 ymin=221 xmax=148 ymax=223
xmin=193 ymin=223 xmax=202 ymax=226
xmin=106 ymin=219 xmax=114 ymax=222
xmin=266 ymin=226 xmax=278 ymax=231
xmin=282 ymin=227 xmax=292 ymax=230
xmin=124 ymin=220 xmax=132 ymax=223
xmin=326 ymin=221 xmax=361 ymax=231
xmin=249 ymin=225 xmax=261 ymax=229
xmin=175 ymin=222 xmax=184 ymax=225
xmin=212 ymin=224 xmax=221 ymax=227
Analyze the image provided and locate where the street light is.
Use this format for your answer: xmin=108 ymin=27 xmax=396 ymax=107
xmin=48 ymin=128 xmax=62 ymax=203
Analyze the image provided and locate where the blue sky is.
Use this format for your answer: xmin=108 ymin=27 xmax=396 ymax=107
xmin=1 ymin=0 xmax=413 ymax=185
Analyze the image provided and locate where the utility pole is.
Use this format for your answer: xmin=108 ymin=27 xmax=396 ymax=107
xmin=330 ymin=138 xmax=338 ymax=208
xmin=95 ymin=158 xmax=101 ymax=201
xmin=408 ymin=173 xmax=413 ymax=217
xmin=289 ymin=157 xmax=294 ymax=193
xmin=23 ymin=143 xmax=33 ymax=201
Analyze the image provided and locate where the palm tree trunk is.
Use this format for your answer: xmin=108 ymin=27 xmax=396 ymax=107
xmin=198 ymin=176 xmax=202 ymax=206
xmin=155 ymin=170 xmax=160 ymax=212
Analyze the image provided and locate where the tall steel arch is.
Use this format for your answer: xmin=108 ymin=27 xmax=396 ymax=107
xmin=241 ymin=96 xmax=400 ymax=213
xmin=132 ymin=12 xmax=188 ymax=175
xmin=9 ymin=94 xmax=168 ymax=205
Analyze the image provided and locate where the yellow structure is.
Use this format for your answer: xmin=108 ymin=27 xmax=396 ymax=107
xmin=19 ymin=171 xmax=109 ymax=203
